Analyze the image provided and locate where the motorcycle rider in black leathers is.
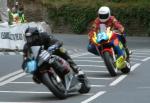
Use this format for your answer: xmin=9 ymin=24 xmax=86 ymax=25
xmin=22 ymin=27 xmax=85 ymax=83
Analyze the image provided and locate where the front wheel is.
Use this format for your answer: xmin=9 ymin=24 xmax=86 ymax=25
xmin=41 ymin=72 xmax=67 ymax=99
xmin=103 ymin=51 xmax=117 ymax=77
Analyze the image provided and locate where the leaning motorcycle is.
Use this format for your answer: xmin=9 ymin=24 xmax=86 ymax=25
xmin=24 ymin=46 xmax=90 ymax=99
xmin=92 ymin=27 xmax=131 ymax=76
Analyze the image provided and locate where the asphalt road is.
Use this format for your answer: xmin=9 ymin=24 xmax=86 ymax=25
xmin=0 ymin=34 xmax=150 ymax=103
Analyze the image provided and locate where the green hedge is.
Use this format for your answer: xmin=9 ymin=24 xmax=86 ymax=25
xmin=113 ymin=5 xmax=150 ymax=36
xmin=46 ymin=2 xmax=150 ymax=36
xmin=48 ymin=5 xmax=98 ymax=33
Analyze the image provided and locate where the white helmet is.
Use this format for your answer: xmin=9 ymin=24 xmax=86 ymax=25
xmin=98 ymin=6 xmax=111 ymax=22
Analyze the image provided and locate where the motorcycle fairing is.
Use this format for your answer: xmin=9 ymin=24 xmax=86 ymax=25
xmin=96 ymin=32 xmax=109 ymax=43
xmin=25 ymin=59 xmax=37 ymax=74
xmin=115 ymin=56 xmax=126 ymax=69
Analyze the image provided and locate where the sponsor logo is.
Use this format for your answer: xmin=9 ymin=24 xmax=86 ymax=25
xmin=1 ymin=32 xmax=24 ymax=40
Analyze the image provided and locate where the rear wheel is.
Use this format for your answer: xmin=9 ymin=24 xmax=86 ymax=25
xmin=41 ymin=72 xmax=67 ymax=99
xmin=103 ymin=51 xmax=117 ymax=76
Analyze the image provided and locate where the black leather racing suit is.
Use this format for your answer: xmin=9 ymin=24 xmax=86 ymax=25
xmin=22 ymin=32 xmax=79 ymax=73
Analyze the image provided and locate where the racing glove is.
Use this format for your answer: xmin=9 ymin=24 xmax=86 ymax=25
xmin=21 ymin=58 xmax=30 ymax=70
xmin=48 ymin=44 xmax=59 ymax=53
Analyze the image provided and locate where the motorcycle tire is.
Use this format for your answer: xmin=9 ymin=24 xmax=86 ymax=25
xmin=103 ymin=51 xmax=117 ymax=77
xmin=41 ymin=72 xmax=67 ymax=99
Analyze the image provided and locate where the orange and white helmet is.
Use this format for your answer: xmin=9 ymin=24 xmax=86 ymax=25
xmin=98 ymin=6 xmax=111 ymax=22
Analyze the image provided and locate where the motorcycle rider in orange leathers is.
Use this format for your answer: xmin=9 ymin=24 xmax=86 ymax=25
xmin=87 ymin=6 xmax=131 ymax=57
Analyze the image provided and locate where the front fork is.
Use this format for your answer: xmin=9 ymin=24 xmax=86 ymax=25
xmin=96 ymin=46 xmax=117 ymax=70
xmin=96 ymin=45 xmax=116 ymax=61
xmin=111 ymin=47 xmax=117 ymax=62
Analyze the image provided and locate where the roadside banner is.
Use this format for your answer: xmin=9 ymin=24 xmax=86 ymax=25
xmin=0 ymin=22 xmax=11 ymax=49
xmin=0 ymin=22 xmax=51 ymax=50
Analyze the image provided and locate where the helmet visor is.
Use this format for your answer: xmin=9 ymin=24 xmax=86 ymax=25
xmin=99 ymin=13 xmax=109 ymax=19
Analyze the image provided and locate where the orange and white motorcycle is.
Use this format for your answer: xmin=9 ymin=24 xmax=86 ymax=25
xmin=92 ymin=27 xmax=131 ymax=76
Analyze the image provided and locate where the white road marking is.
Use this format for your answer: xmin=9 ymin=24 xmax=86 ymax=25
xmin=109 ymin=75 xmax=127 ymax=87
xmin=91 ymin=85 xmax=105 ymax=87
xmin=0 ymin=72 xmax=26 ymax=86
xmin=9 ymin=82 xmax=106 ymax=88
xmin=133 ymin=52 xmax=150 ymax=55
xmin=109 ymin=63 xmax=141 ymax=86
xmin=72 ymin=52 xmax=90 ymax=58
xmin=130 ymin=63 xmax=141 ymax=72
xmin=131 ymin=55 xmax=148 ymax=58
xmin=0 ymin=91 xmax=51 ymax=94
xmin=0 ymin=90 xmax=93 ymax=96
xmin=8 ymin=52 xmax=16 ymax=55
xmin=75 ymin=59 xmax=135 ymax=67
xmin=81 ymin=93 xmax=93 ymax=96
xmin=0 ymin=70 xmax=23 ymax=82
xmin=88 ymin=77 xmax=112 ymax=80
xmin=74 ymin=60 xmax=103 ymax=63
xmin=130 ymin=61 xmax=138 ymax=64
xmin=25 ymin=76 xmax=112 ymax=80
xmin=86 ymin=53 xmax=97 ymax=56
xmin=132 ymin=49 xmax=150 ymax=52
xmin=9 ymin=81 xmax=106 ymax=88
xmin=9 ymin=82 xmax=35 ymax=84
xmin=78 ymin=65 xmax=105 ymax=68
xmin=81 ymin=91 xmax=106 ymax=103
xmin=141 ymin=57 xmax=150 ymax=62
xmin=83 ymin=70 xmax=108 ymax=73
xmin=130 ymin=58 xmax=143 ymax=61
xmin=25 ymin=71 xmax=108 ymax=78
xmin=74 ymin=57 xmax=101 ymax=59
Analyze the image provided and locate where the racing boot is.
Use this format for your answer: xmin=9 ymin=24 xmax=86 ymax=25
xmin=62 ymin=52 xmax=90 ymax=91
xmin=120 ymin=35 xmax=132 ymax=58
xmin=59 ymin=49 xmax=86 ymax=79
xmin=67 ymin=58 xmax=85 ymax=79
xmin=69 ymin=61 xmax=90 ymax=91
xmin=124 ymin=43 xmax=132 ymax=59
xmin=67 ymin=59 xmax=86 ymax=83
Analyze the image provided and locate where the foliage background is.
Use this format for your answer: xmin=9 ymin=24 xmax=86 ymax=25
xmin=8 ymin=0 xmax=150 ymax=36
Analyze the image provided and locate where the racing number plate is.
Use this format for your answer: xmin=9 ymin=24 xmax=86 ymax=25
xmin=116 ymin=56 xmax=124 ymax=64
xmin=116 ymin=56 xmax=125 ymax=69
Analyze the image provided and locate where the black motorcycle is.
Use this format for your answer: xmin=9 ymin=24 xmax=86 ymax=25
xmin=24 ymin=46 xmax=91 ymax=99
